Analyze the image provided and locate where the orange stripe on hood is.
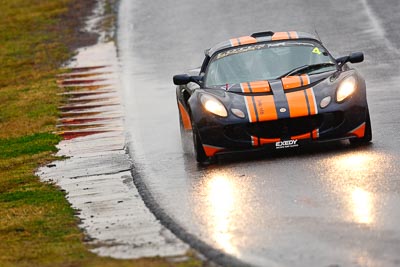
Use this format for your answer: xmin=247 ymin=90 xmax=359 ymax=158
xmin=248 ymin=80 xmax=271 ymax=93
xmin=282 ymin=75 xmax=310 ymax=90
xmin=301 ymin=74 xmax=310 ymax=85
xmin=244 ymin=96 xmax=257 ymax=123
xmin=286 ymin=90 xmax=309 ymax=118
xmin=240 ymin=82 xmax=251 ymax=93
xmin=305 ymin=88 xmax=318 ymax=115
xmin=253 ymin=95 xmax=278 ymax=122
xmin=241 ymin=83 xmax=258 ymax=123
xmin=241 ymin=82 xmax=276 ymax=122
xmin=282 ymin=76 xmax=302 ymax=90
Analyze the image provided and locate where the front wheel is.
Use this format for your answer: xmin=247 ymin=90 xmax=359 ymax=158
xmin=350 ymin=108 xmax=372 ymax=145
xmin=192 ymin=126 xmax=208 ymax=163
xmin=179 ymin=110 xmax=192 ymax=154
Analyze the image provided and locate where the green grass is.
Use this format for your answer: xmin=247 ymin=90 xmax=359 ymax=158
xmin=0 ymin=133 xmax=60 ymax=159
xmin=0 ymin=0 xmax=201 ymax=266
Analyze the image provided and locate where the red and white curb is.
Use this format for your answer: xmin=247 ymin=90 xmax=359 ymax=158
xmin=37 ymin=42 xmax=189 ymax=259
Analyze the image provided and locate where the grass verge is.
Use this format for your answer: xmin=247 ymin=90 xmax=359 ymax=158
xmin=0 ymin=1 xmax=201 ymax=266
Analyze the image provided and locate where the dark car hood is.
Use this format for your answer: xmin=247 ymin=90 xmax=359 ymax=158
xmin=204 ymin=71 xmax=338 ymax=122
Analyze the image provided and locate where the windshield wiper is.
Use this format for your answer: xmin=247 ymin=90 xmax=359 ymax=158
xmin=277 ymin=62 xmax=336 ymax=78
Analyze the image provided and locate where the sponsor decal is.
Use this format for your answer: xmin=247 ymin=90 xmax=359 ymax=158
xmin=268 ymin=42 xmax=314 ymax=48
xmin=275 ymin=139 xmax=299 ymax=149
xmin=312 ymin=47 xmax=322 ymax=55
xmin=216 ymin=42 xmax=316 ymax=60
xmin=216 ymin=44 xmax=267 ymax=59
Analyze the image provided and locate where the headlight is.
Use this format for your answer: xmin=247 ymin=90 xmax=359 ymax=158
xmin=336 ymin=76 xmax=357 ymax=102
xmin=200 ymin=94 xmax=228 ymax=117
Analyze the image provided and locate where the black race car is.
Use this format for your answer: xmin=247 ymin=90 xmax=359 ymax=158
xmin=173 ymin=31 xmax=371 ymax=163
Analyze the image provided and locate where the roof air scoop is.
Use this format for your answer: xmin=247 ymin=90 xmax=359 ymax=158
xmin=251 ymin=31 xmax=275 ymax=38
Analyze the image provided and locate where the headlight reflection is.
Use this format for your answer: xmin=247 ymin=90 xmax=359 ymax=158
xmin=325 ymin=152 xmax=389 ymax=226
xmin=351 ymin=187 xmax=374 ymax=224
xmin=205 ymin=173 xmax=238 ymax=254
xmin=334 ymin=154 xmax=371 ymax=175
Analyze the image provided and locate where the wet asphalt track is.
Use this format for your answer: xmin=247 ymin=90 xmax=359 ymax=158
xmin=117 ymin=0 xmax=400 ymax=266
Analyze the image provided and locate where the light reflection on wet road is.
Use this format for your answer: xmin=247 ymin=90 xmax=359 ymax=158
xmin=322 ymin=152 xmax=386 ymax=225
xmin=117 ymin=0 xmax=400 ymax=265
xmin=203 ymin=173 xmax=238 ymax=254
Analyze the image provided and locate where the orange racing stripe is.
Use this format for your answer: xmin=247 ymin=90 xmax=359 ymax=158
xmin=301 ymin=74 xmax=310 ymax=85
xmin=254 ymin=95 xmax=278 ymax=121
xmin=230 ymin=36 xmax=257 ymax=47
xmin=282 ymin=75 xmax=310 ymax=90
xmin=241 ymin=82 xmax=277 ymax=122
xmin=289 ymin=31 xmax=299 ymax=39
xmin=245 ymin=96 xmax=258 ymax=123
xmin=286 ymin=90 xmax=309 ymax=118
xmin=272 ymin=32 xmax=290 ymax=40
xmin=240 ymin=82 xmax=251 ymax=93
xmin=248 ymin=80 xmax=271 ymax=93
xmin=241 ymin=83 xmax=258 ymax=123
xmin=230 ymin=38 xmax=240 ymax=47
xmin=238 ymin=36 xmax=257 ymax=45
xmin=272 ymin=31 xmax=299 ymax=41
xmin=282 ymin=76 xmax=302 ymax=90
xmin=305 ymin=87 xmax=318 ymax=115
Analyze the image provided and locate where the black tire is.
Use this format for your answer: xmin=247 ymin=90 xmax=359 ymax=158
xmin=178 ymin=110 xmax=192 ymax=154
xmin=192 ymin=126 xmax=208 ymax=163
xmin=350 ymin=108 xmax=372 ymax=145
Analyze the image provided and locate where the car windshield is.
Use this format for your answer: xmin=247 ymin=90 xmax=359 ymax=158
xmin=205 ymin=40 xmax=336 ymax=87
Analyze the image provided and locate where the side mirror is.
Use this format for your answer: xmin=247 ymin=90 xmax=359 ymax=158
xmin=173 ymin=74 xmax=191 ymax=85
xmin=173 ymin=74 xmax=202 ymax=85
xmin=348 ymin=52 xmax=364 ymax=63
xmin=336 ymin=52 xmax=364 ymax=66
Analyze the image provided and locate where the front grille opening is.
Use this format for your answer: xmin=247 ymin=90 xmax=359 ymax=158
xmin=224 ymin=125 xmax=249 ymax=140
xmin=246 ymin=114 xmax=335 ymax=139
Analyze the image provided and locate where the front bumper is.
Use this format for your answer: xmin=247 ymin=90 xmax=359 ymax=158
xmin=197 ymin=104 xmax=368 ymax=157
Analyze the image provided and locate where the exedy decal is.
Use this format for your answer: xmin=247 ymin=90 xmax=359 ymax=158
xmin=275 ymin=140 xmax=299 ymax=149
